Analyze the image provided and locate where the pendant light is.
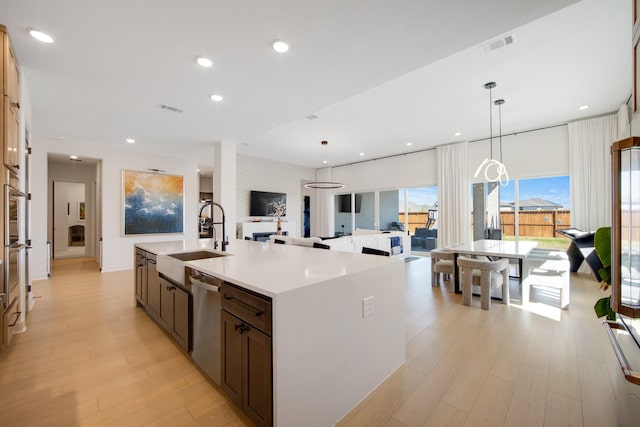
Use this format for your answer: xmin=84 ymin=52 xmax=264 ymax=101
xmin=304 ymin=140 xmax=345 ymax=189
xmin=474 ymin=82 xmax=509 ymax=186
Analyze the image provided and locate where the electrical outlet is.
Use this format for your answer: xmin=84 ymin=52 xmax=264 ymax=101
xmin=363 ymin=296 xmax=374 ymax=317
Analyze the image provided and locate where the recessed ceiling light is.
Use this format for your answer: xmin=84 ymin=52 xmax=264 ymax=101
xmin=406 ymin=142 xmax=413 ymax=146
xmin=125 ymin=138 xmax=135 ymax=144
xmin=69 ymin=155 xmax=78 ymax=160
xmin=359 ymin=152 xmax=365 ymax=156
xmin=196 ymin=56 xmax=213 ymax=68
xmin=197 ymin=168 xmax=200 ymax=172
xmin=272 ymin=40 xmax=289 ymax=53
xmin=28 ymin=29 xmax=54 ymax=43
xmin=322 ymin=160 xmax=328 ymax=165
xmin=578 ymin=105 xmax=590 ymax=110
xmin=210 ymin=94 xmax=223 ymax=102
xmin=454 ymin=132 xmax=462 ymax=137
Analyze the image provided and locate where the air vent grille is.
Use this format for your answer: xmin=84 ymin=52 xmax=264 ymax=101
xmin=160 ymin=104 xmax=184 ymax=114
xmin=480 ymin=33 xmax=516 ymax=54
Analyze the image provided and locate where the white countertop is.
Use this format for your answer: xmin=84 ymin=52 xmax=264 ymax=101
xmin=136 ymin=238 xmax=399 ymax=297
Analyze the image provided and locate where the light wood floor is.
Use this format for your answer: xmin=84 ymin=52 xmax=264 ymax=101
xmin=0 ymin=256 xmax=624 ymax=426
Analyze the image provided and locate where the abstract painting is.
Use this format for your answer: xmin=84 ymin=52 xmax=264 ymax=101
xmin=122 ymin=169 xmax=184 ymax=235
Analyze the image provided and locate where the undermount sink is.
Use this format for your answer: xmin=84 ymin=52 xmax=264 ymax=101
xmin=168 ymin=251 xmax=226 ymax=262
xmin=158 ymin=250 xmax=226 ymax=285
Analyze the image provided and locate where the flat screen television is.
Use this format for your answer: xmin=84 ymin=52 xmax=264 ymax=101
xmin=338 ymin=194 xmax=362 ymax=213
xmin=250 ymin=191 xmax=287 ymax=217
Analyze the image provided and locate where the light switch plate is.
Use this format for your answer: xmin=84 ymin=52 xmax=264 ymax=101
xmin=363 ymin=296 xmax=374 ymax=317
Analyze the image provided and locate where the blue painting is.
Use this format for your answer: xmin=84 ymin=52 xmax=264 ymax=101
xmin=123 ymin=170 xmax=184 ymax=235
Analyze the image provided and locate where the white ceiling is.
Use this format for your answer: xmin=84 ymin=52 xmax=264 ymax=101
xmin=0 ymin=0 xmax=631 ymax=170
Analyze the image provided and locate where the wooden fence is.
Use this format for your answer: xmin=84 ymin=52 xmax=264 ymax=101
xmin=400 ymin=210 xmax=571 ymax=238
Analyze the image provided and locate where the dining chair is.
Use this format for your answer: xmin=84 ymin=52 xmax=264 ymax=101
xmin=457 ymin=256 xmax=509 ymax=310
xmin=430 ymin=248 xmax=455 ymax=287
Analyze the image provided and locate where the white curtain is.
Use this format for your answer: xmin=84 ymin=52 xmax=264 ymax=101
xmin=437 ymin=142 xmax=470 ymax=247
xmin=568 ymin=114 xmax=618 ymax=231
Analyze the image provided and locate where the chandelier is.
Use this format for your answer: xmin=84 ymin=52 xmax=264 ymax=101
xmin=304 ymin=140 xmax=345 ymax=189
xmin=474 ymin=82 xmax=509 ymax=186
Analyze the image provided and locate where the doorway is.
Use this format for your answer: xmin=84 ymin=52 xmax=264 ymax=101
xmin=52 ymin=181 xmax=86 ymax=259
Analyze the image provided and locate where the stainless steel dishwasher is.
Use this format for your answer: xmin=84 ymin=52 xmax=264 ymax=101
xmin=187 ymin=266 xmax=222 ymax=385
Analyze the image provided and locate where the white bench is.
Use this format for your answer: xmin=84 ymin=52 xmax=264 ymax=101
xmin=522 ymin=249 xmax=570 ymax=309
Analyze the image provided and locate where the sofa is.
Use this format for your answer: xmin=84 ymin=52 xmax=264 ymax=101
xmin=411 ymin=228 xmax=437 ymax=250
xmin=268 ymin=229 xmax=411 ymax=258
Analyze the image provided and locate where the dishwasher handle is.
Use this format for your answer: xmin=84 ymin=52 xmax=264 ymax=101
xmin=189 ymin=273 xmax=221 ymax=293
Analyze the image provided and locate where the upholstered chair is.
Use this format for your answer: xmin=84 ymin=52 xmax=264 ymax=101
xmin=430 ymin=248 xmax=455 ymax=287
xmin=457 ymin=256 xmax=509 ymax=310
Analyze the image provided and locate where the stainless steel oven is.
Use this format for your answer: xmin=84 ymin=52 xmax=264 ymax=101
xmin=3 ymin=182 xmax=26 ymax=344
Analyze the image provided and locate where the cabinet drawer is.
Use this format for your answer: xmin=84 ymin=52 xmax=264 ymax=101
xmin=222 ymin=283 xmax=272 ymax=336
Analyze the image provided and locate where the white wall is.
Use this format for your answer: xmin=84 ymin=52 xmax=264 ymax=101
xmin=331 ymin=125 xmax=569 ymax=193
xmin=236 ymin=154 xmax=315 ymax=237
xmin=333 ymin=149 xmax=437 ymax=192
xmin=31 ymin=139 xmax=199 ymax=279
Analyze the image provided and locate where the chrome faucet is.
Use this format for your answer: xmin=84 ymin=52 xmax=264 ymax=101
xmin=199 ymin=201 xmax=228 ymax=251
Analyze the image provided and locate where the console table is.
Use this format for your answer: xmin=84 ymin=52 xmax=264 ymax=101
xmin=241 ymin=221 xmax=296 ymax=240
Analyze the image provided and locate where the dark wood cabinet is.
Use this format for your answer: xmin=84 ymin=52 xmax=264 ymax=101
xmin=159 ymin=276 xmax=190 ymax=351
xmin=222 ymin=310 xmax=243 ymax=404
xmin=134 ymin=247 xmax=190 ymax=352
xmin=135 ymin=249 xmax=147 ymax=305
xmin=221 ymin=284 xmax=272 ymax=427
xmin=172 ymin=285 xmax=190 ymax=349
xmin=146 ymin=254 xmax=160 ymax=318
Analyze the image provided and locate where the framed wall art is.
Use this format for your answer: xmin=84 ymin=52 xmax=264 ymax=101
xmin=122 ymin=169 xmax=184 ymax=235
xmin=78 ymin=201 xmax=86 ymax=221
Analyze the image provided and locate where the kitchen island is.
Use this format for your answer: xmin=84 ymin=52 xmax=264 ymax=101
xmin=134 ymin=239 xmax=406 ymax=427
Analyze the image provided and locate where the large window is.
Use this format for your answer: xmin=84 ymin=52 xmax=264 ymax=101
xmin=472 ymin=175 xmax=570 ymax=250
xmin=404 ymin=186 xmax=438 ymax=253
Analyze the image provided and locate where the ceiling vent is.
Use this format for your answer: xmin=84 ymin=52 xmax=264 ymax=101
xmin=305 ymin=114 xmax=318 ymax=121
xmin=480 ymin=33 xmax=516 ymax=54
xmin=160 ymin=104 xmax=184 ymax=114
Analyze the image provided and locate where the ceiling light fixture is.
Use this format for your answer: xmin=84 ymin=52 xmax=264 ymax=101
xmin=474 ymin=82 xmax=509 ymax=186
xmin=126 ymin=138 xmax=135 ymax=144
xmin=196 ymin=56 xmax=213 ymax=67
xmin=272 ymin=40 xmax=289 ymax=53
xmin=359 ymin=152 xmax=365 ymax=156
xmin=406 ymin=142 xmax=413 ymax=146
xmin=579 ymin=104 xmax=590 ymax=110
xmin=69 ymin=155 xmax=78 ymax=160
xmin=304 ymin=140 xmax=345 ymax=189
xmin=454 ymin=132 xmax=462 ymax=137
xmin=28 ymin=28 xmax=54 ymax=43
xmin=210 ymin=94 xmax=223 ymax=102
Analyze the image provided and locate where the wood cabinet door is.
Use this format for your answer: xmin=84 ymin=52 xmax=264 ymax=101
xmin=159 ymin=277 xmax=173 ymax=330
xmin=4 ymin=96 xmax=19 ymax=171
xmin=0 ymin=32 xmax=4 ymax=99
xmin=135 ymin=250 xmax=146 ymax=303
xmin=146 ymin=260 xmax=161 ymax=318
xmin=4 ymin=33 xmax=20 ymax=105
xmin=172 ymin=286 xmax=190 ymax=351
xmin=221 ymin=310 xmax=243 ymax=406
xmin=243 ymin=327 xmax=272 ymax=427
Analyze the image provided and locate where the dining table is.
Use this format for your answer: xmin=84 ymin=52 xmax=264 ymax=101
xmin=448 ymin=239 xmax=538 ymax=295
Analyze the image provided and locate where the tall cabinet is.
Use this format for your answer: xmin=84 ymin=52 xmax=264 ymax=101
xmin=0 ymin=24 xmax=22 ymax=349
